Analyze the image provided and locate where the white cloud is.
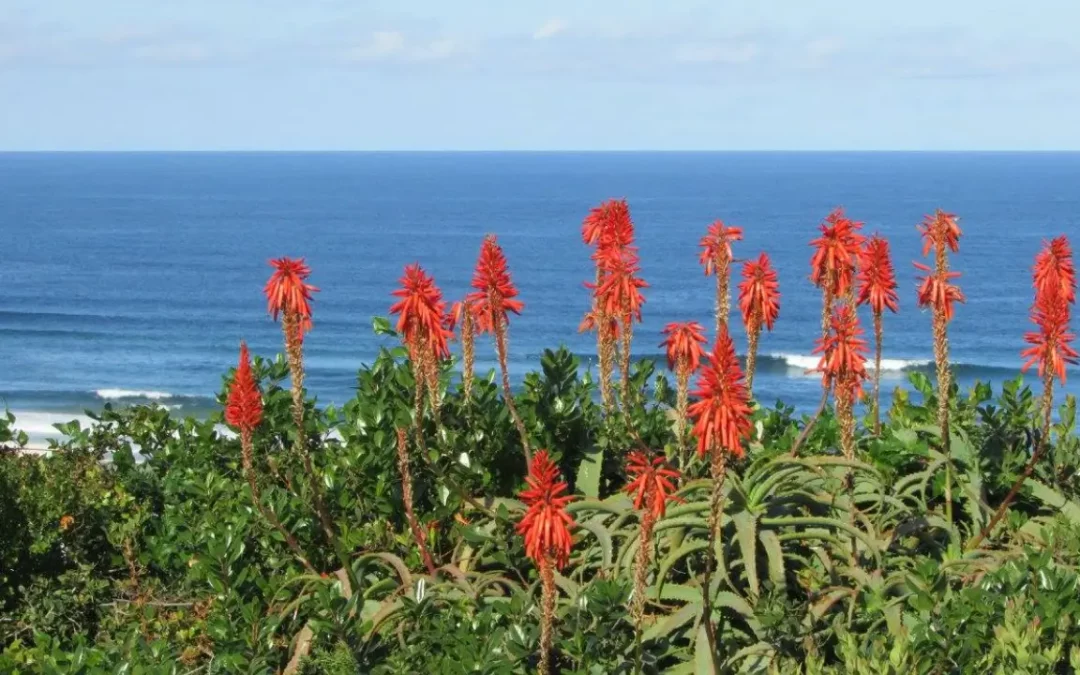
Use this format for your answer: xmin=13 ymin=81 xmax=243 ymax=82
xmin=533 ymin=18 xmax=567 ymax=41
xmin=340 ymin=31 xmax=459 ymax=64
xmin=410 ymin=38 xmax=458 ymax=62
xmin=806 ymin=37 xmax=842 ymax=60
xmin=674 ymin=42 xmax=759 ymax=64
xmin=794 ymin=36 xmax=842 ymax=71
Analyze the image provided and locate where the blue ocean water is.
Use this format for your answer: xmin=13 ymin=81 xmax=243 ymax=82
xmin=2 ymin=152 xmax=1078 ymax=444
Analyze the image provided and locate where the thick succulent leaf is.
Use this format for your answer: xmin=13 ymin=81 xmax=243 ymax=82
xmin=576 ymin=448 xmax=603 ymax=499
xmin=728 ymin=642 xmax=777 ymax=674
xmin=759 ymin=529 xmax=787 ymax=590
xmin=695 ymin=622 xmax=718 ymax=675
xmin=658 ymin=539 xmax=709 ymax=595
xmin=1028 ymin=479 xmax=1080 ymax=522
xmin=576 ymin=516 xmax=614 ymax=569
xmin=567 ymin=495 xmax=632 ymax=516
xmin=642 ymin=601 xmax=700 ymax=642
xmin=732 ymin=511 xmax=760 ymax=597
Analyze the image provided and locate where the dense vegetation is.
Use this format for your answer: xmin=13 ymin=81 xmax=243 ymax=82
xmin=2 ymin=204 xmax=1078 ymax=674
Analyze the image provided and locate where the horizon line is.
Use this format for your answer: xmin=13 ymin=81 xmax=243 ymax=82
xmin=3 ymin=148 xmax=1080 ymax=154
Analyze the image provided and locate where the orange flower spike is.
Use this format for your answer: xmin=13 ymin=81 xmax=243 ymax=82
xmin=810 ymin=208 xmax=865 ymax=296
xmin=1034 ymin=236 xmax=1076 ymax=307
xmin=516 ymin=450 xmax=576 ymax=570
xmin=264 ymin=257 xmax=319 ymax=325
xmin=917 ymin=209 xmax=962 ymax=256
xmin=688 ymin=331 xmax=753 ymax=458
xmin=583 ymin=199 xmax=635 ymax=251
xmin=595 ymin=247 xmax=648 ymax=321
xmin=467 ymin=235 xmax=524 ymax=334
xmin=698 ymin=220 xmax=743 ymax=276
xmin=857 ymin=235 xmax=899 ymax=315
xmin=1022 ymin=304 xmax=1078 ymax=384
xmin=660 ymin=321 xmax=708 ymax=372
xmin=624 ymin=451 xmax=682 ymax=520
xmin=1023 ymin=237 xmax=1078 ymax=384
xmin=578 ymin=308 xmax=621 ymax=337
xmin=814 ymin=305 xmax=870 ymax=396
xmin=446 ymin=300 xmax=464 ymax=332
xmin=225 ymin=342 xmax=263 ymax=433
xmin=915 ymin=263 xmax=966 ymax=323
xmin=389 ymin=263 xmax=453 ymax=360
xmin=738 ymin=253 xmax=781 ymax=331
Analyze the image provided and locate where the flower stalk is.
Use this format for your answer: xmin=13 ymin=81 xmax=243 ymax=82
xmin=815 ymin=306 xmax=869 ymax=479
xmin=661 ymin=322 xmax=706 ymax=469
xmin=857 ymin=234 xmax=899 ymax=436
xmin=915 ymin=210 xmax=964 ymax=523
xmin=738 ymin=253 xmax=780 ymax=395
xmin=969 ymin=236 xmax=1075 ymax=550
xmin=469 ymin=235 xmax=530 ymax=461
xmin=264 ymin=258 xmax=340 ymax=562
xmin=700 ymin=221 xmax=743 ymax=336
xmin=586 ymin=201 xmax=646 ymax=413
xmin=454 ymin=300 xmax=477 ymax=400
xmin=517 ymin=451 xmax=575 ymax=675
xmin=396 ymin=429 xmax=437 ymax=575
xmin=688 ymin=331 xmax=752 ymax=658
xmin=226 ymin=342 xmax=317 ymax=575
xmin=539 ymin=555 xmax=557 ymax=675
xmin=624 ymin=451 xmax=681 ymax=637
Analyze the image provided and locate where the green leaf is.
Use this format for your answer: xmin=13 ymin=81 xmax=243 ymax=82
xmin=371 ymin=316 xmax=396 ymax=336
xmin=758 ymin=530 xmax=787 ymax=591
xmin=576 ymin=448 xmax=604 ymax=499
xmin=642 ymin=601 xmax=699 ymax=642
xmin=1028 ymin=479 xmax=1080 ymax=523
xmin=576 ymin=517 xmax=614 ymax=569
xmin=657 ymin=540 xmax=709 ymax=596
xmin=695 ymin=622 xmax=717 ymax=675
xmin=733 ymin=511 xmax=760 ymax=598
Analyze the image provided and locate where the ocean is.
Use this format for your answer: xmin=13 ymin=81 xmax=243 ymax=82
xmin=2 ymin=152 xmax=1078 ymax=446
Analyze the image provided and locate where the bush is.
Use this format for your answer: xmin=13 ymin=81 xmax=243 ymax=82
xmin=2 ymin=338 xmax=1079 ymax=672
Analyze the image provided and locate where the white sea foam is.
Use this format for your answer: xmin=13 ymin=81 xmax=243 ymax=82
xmin=769 ymin=353 xmax=930 ymax=372
xmin=876 ymin=357 xmax=932 ymax=371
xmin=771 ymin=353 xmax=820 ymax=371
xmin=6 ymin=411 xmax=95 ymax=450
xmin=95 ymin=388 xmax=174 ymax=401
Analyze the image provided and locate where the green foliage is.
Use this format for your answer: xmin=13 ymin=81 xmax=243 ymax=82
xmin=3 ymin=330 xmax=1080 ymax=672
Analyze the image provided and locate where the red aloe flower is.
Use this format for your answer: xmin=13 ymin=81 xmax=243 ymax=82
xmin=624 ymin=451 xmax=682 ymax=520
xmin=698 ymin=220 xmax=743 ymax=276
xmin=265 ymin=258 xmax=319 ymax=330
xmin=917 ymin=209 xmax=962 ymax=256
xmin=516 ymin=450 xmax=576 ymax=570
xmin=738 ymin=253 xmax=781 ymax=331
xmin=660 ymin=321 xmax=708 ymax=373
xmin=1022 ymin=303 xmax=1078 ymax=384
xmin=582 ymin=199 xmax=635 ymax=252
xmin=389 ymin=263 xmax=452 ymax=360
xmin=594 ymin=247 xmax=648 ymax=322
xmin=915 ymin=263 xmax=966 ymax=322
xmin=578 ymin=308 xmax=621 ymax=336
xmin=467 ymin=235 xmax=524 ymax=334
xmin=1023 ymin=237 xmax=1078 ymax=384
xmin=1034 ymin=236 xmax=1077 ymax=308
xmin=810 ymin=208 xmax=865 ymax=297
xmin=857 ymin=235 xmax=899 ymax=315
xmin=814 ymin=305 xmax=870 ymax=398
xmin=225 ymin=342 xmax=263 ymax=433
xmin=447 ymin=299 xmax=476 ymax=331
xmin=688 ymin=331 xmax=753 ymax=458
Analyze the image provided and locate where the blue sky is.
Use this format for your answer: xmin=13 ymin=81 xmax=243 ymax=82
xmin=2 ymin=0 xmax=1079 ymax=150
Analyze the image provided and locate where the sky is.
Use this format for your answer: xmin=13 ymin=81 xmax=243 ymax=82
xmin=2 ymin=0 xmax=1079 ymax=151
